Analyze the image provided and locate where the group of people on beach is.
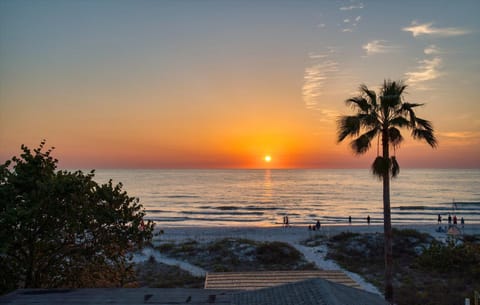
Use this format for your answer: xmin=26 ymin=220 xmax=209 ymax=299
xmin=347 ymin=215 xmax=371 ymax=225
xmin=281 ymin=215 xmax=374 ymax=229
xmin=436 ymin=213 xmax=465 ymax=233
xmin=437 ymin=213 xmax=464 ymax=227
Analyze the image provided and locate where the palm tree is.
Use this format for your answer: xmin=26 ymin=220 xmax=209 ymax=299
xmin=337 ymin=80 xmax=437 ymax=304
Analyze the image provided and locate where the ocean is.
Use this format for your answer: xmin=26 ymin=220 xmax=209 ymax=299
xmin=93 ymin=169 xmax=480 ymax=227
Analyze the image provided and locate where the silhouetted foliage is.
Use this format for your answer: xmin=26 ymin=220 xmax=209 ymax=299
xmin=337 ymin=80 xmax=437 ymax=304
xmin=0 ymin=141 xmax=154 ymax=294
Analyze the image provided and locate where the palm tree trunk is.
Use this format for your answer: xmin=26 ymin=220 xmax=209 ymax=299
xmin=382 ymin=130 xmax=394 ymax=304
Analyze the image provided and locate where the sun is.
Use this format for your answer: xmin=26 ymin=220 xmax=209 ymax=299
xmin=264 ymin=155 xmax=272 ymax=163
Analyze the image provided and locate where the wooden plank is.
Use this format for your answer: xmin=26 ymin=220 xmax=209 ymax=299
xmin=204 ymin=270 xmax=362 ymax=290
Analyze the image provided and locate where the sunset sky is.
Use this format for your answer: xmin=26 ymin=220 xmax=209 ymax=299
xmin=1 ymin=0 xmax=479 ymax=169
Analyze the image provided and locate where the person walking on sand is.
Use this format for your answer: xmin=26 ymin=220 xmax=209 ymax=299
xmin=453 ymin=215 xmax=457 ymax=225
xmin=448 ymin=213 xmax=452 ymax=226
xmin=367 ymin=215 xmax=371 ymax=225
xmin=437 ymin=214 xmax=442 ymax=224
xmin=285 ymin=215 xmax=289 ymax=227
xmin=461 ymin=217 xmax=465 ymax=229
xmin=315 ymin=220 xmax=321 ymax=230
xmin=348 ymin=216 xmax=352 ymax=225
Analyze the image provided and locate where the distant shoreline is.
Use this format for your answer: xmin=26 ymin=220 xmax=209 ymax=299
xmin=155 ymin=223 xmax=480 ymax=245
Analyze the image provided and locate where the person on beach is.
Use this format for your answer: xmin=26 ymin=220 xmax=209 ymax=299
xmin=448 ymin=214 xmax=452 ymax=226
xmin=348 ymin=216 xmax=352 ymax=225
xmin=367 ymin=215 xmax=371 ymax=225
xmin=315 ymin=220 xmax=321 ymax=230
xmin=282 ymin=216 xmax=286 ymax=227
xmin=285 ymin=215 xmax=289 ymax=227
xmin=461 ymin=217 xmax=465 ymax=228
xmin=453 ymin=215 xmax=457 ymax=225
xmin=437 ymin=214 xmax=442 ymax=224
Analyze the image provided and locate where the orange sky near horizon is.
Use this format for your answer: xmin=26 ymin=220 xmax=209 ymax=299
xmin=1 ymin=1 xmax=479 ymax=169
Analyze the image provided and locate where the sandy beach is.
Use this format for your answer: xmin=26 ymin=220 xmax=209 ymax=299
xmin=156 ymin=223 xmax=480 ymax=244
xmin=132 ymin=223 xmax=480 ymax=295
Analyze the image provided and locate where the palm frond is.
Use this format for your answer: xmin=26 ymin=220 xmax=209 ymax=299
xmin=381 ymin=80 xmax=406 ymax=109
xmin=350 ymin=128 xmax=378 ymax=155
xmin=400 ymin=102 xmax=424 ymax=110
xmin=398 ymin=103 xmax=424 ymax=126
xmin=346 ymin=97 xmax=371 ymax=113
xmin=383 ymin=80 xmax=407 ymax=96
xmin=339 ymin=79 xmax=437 ymax=183
xmin=371 ymin=156 xmax=389 ymax=179
xmin=337 ymin=116 xmax=361 ymax=142
xmin=359 ymin=113 xmax=380 ymax=128
xmin=415 ymin=118 xmax=434 ymax=132
xmin=360 ymin=84 xmax=377 ymax=107
xmin=391 ymin=156 xmax=400 ymax=178
xmin=388 ymin=127 xmax=404 ymax=147
xmin=371 ymin=156 xmax=400 ymax=179
xmin=389 ymin=117 xmax=410 ymax=128
xmin=412 ymin=128 xmax=438 ymax=148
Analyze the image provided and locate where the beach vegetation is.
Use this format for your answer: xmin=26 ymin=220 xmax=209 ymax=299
xmin=0 ymin=141 xmax=154 ymax=294
xmin=337 ymin=80 xmax=437 ymax=303
xmin=256 ymin=241 xmax=301 ymax=265
xmin=417 ymin=241 xmax=480 ymax=276
xmin=135 ymin=259 xmax=204 ymax=288
xmin=156 ymin=238 xmax=315 ymax=272
xmin=325 ymin=229 xmax=479 ymax=305
xmin=156 ymin=242 xmax=176 ymax=252
xmin=329 ymin=231 xmax=360 ymax=242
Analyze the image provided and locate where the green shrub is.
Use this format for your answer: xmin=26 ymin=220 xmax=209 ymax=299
xmin=256 ymin=242 xmax=301 ymax=265
xmin=417 ymin=242 xmax=480 ymax=277
xmin=330 ymin=231 xmax=360 ymax=242
xmin=156 ymin=243 xmax=175 ymax=252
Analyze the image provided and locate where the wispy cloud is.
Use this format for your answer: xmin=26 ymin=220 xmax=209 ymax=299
xmin=362 ymin=40 xmax=398 ymax=55
xmin=340 ymin=3 xmax=364 ymax=10
xmin=438 ymin=131 xmax=480 ymax=145
xmin=424 ymin=44 xmax=440 ymax=55
xmin=405 ymin=57 xmax=443 ymax=86
xmin=403 ymin=21 xmax=470 ymax=37
xmin=340 ymin=12 xmax=362 ymax=33
xmin=316 ymin=109 xmax=340 ymax=123
xmin=439 ymin=131 xmax=480 ymax=140
xmin=302 ymin=53 xmax=339 ymax=110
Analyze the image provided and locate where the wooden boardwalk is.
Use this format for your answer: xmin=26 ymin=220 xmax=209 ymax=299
xmin=204 ymin=270 xmax=362 ymax=290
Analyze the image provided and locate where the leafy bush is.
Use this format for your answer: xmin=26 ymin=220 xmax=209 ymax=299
xmin=325 ymin=229 xmax=480 ymax=305
xmin=256 ymin=242 xmax=301 ymax=265
xmin=417 ymin=241 xmax=480 ymax=277
xmin=0 ymin=142 xmax=153 ymax=293
xmin=135 ymin=261 xmax=203 ymax=288
xmin=156 ymin=243 xmax=175 ymax=252
xmin=329 ymin=231 xmax=360 ymax=242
